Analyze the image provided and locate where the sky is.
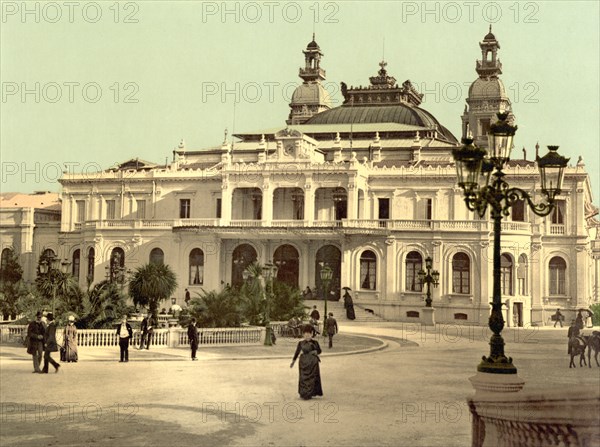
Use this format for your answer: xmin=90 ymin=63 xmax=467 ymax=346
xmin=1 ymin=1 xmax=599 ymax=200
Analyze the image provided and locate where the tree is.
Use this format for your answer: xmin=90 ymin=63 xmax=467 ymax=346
xmin=79 ymin=280 xmax=128 ymax=328
xmin=0 ymin=248 xmax=23 ymax=319
xmin=186 ymin=288 xmax=241 ymax=328
xmin=128 ymin=263 xmax=178 ymax=317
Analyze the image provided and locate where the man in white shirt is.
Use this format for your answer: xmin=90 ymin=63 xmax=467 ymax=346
xmin=116 ymin=316 xmax=133 ymax=362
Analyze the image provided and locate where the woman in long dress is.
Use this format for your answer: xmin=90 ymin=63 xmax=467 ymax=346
xmin=63 ymin=315 xmax=78 ymax=362
xmin=290 ymin=325 xmax=323 ymax=400
xmin=343 ymin=291 xmax=356 ymax=320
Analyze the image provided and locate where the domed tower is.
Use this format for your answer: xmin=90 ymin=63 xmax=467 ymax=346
xmin=462 ymin=26 xmax=514 ymax=149
xmin=287 ymin=34 xmax=332 ymax=125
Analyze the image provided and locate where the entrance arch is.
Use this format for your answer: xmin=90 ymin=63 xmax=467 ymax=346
xmin=315 ymin=245 xmax=341 ymax=300
xmin=273 ymin=244 xmax=299 ymax=288
xmin=231 ymin=244 xmax=258 ymax=287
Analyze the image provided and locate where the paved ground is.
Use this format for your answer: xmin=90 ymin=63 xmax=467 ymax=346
xmin=1 ymin=323 xmax=598 ymax=447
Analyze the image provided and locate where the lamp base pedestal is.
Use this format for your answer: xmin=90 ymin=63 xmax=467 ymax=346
xmin=421 ymin=307 xmax=435 ymax=326
xmin=469 ymin=371 xmax=525 ymax=396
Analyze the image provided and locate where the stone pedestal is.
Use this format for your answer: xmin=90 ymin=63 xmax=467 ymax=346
xmin=469 ymin=371 xmax=525 ymax=396
xmin=421 ymin=307 xmax=435 ymax=326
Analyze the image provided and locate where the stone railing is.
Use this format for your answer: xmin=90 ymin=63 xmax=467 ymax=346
xmin=1 ymin=325 xmax=266 ymax=348
xmin=468 ymin=387 xmax=600 ymax=447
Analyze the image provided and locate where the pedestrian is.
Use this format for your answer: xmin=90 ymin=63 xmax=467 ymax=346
xmin=290 ymin=324 xmax=323 ymax=400
xmin=63 ymin=315 xmax=78 ymax=363
xmin=26 ymin=311 xmax=45 ymax=373
xmin=116 ymin=316 xmax=133 ymax=362
xmin=553 ymin=308 xmax=563 ymax=327
xmin=310 ymin=305 xmax=320 ymax=322
xmin=140 ymin=312 xmax=155 ymax=350
xmin=343 ymin=290 xmax=356 ymax=320
xmin=42 ymin=313 xmax=60 ymax=374
xmin=188 ymin=318 xmax=199 ymax=361
xmin=185 ymin=288 xmax=191 ymax=305
xmin=303 ymin=286 xmax=313 ymax=300
xmin=575 ymin=311 xmax=584 ymax=331
xmin=567 ymin=319 xmax=580 ymax=355
xmin=325 ymin=312 xmax=338 ymax=349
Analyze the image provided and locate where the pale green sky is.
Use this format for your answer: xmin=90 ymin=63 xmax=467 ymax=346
xmin=1 ymin=1 xmax=598 ymax=200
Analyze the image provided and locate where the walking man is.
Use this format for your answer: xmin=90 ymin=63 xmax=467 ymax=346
xmin=310 ymin=305 xmax=320 ymax=322
xmin=27 ymin=311 xmax=45 ymax=373
xmin=42 ymin=313 xmax=60 ymax=373
xmin=140 ymin=313 xmax=155 ymax=350
xmin=325 ymin=312 xmax=338 ymax=349
xmin=554 ymin=308 xmax=564 ymax=328
xmin=117 ymin=316 xmax=133 ymax=362
xmin=188 ymin=318 xmax=199 ymax=360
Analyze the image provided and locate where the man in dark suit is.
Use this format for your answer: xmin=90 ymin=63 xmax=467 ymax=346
xmin=187 ymin=318 xmax=199 ymax=361
xmin=27 ymin=311 xmax=45 ymax=373
xmin=310 ymin=305 xmax=320 ymax=322
xmin=139 ymin=313 xmax=156 ymax=350
xmin=42 ymin=313 xmax=60 ymax=373
xmin=116 ymin=315 xmax=133 ymax=362
xmin=325 ymin=312 xmax=338 ymax=349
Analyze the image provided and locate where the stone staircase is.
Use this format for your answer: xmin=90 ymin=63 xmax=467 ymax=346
xmin=303 ymin=300 xmax=386 ymax=323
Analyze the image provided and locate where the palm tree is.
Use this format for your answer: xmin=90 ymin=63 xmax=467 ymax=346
xmin=128 ymin=263 xmax=177 ymax=318
xmin=188 ymin=289 xmax=241 ymax=327
xmin=80 ymin=280 xmax=128 ymax=328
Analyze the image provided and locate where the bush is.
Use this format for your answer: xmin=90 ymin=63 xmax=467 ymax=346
xmin=590 ymin=303 xmax=600 ymax=327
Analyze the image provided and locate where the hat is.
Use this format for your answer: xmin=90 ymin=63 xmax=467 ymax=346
xmin=68 ymin=315 xmax=75 ymax=321
xmin=36 ymin=311 xmax=43 ymax=317
xmin=46 ymin=313 xmax=54 ymax=321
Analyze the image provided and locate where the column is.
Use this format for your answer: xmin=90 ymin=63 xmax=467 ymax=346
xmin=262 ymin=182 xmax=273 ymax=226
xmin=529 ymin=244 xmax=543 ymax=324
xmin=221 ymin=182 xmax=232 ymax=225
xmin=347 ymin=183 xmax=358 ymax=221
xmin=384 ymin=238 xmax=396 ymax=301
xmin=304 ymin=183 xmax=314 ymax=226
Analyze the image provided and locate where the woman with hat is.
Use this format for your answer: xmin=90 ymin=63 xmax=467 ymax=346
xmin=63 ymin=315 xmax=78 ymax=363
xmin=290 ymin=324 xmax=323 ymax=400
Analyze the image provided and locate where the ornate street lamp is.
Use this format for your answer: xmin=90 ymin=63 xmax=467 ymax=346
xmin=38 ymin=253 xmax=70 ymax=314
xmin=418 ymin=256 xmax=439 ymax=308
xmin=261 ymin=261 xmax=278 ymax=346
xmin=453 ymin=112 xmax=569 ymax=374
xmin=319 ymin=263 xmax=333 ymax=331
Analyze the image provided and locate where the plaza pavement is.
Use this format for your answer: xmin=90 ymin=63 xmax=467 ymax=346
xmin=1 ymin=323 xmax=599 ymax=447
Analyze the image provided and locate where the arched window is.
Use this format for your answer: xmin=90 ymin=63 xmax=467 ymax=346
xmin=42 ymin=248 xmax=56 ymax=259
xmin=360 ymin=250 xmax=377 ymax=290
xmin=149 ymin=248 xmax=164 ymax=265
xmin=500 ymin=254 xmax=513 ymax=296
xmin=452 ymin=253 xmax=470 ymax=294
xmin=549 ymin=256 xmax=566 ymax=295
xmin=1 ymin=248 xmax=11 ymax=270
xmin=87 ymin=247 xmax=95 ymax=281
xmin=189 ymin=248 xmax=204 ymax=285
xmin=109 ymin=247 xmax=125 ymax=283
xmin=72 ymin=249 xmax=80 ymax=280
xmin=517 ymin=254 xmax=528 ymax=295
xmin=405 ymin=251 xmax=423 ymax=292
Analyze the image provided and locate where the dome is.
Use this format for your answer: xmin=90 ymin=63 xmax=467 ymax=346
xmin=307 ymin=40 xmax=320 ymax=50
xmin=468 ymin=77 xmax=506 ymax=99
xmin=305 ymin=104 xmax=457 ymax=143
xmin=291 ymin=83 xmax=331 ymax=106
xmin=484 ymin=31 xmax=496 ymax=41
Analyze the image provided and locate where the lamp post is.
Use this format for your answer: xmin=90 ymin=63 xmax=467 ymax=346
xmin=38 ymin=254 xmax=70 ymax=314
xmin=261 ymin=261 xmax=278 ymax=346
xmin=319 ymin=263 xmax=333 ymax=331
xmin=453 ymin=112 xmax=569 ymax=374
xmin=418 ymin=257 xmax=440 ymax=308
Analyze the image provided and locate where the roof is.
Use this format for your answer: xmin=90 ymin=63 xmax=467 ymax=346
xmin=304 ymin=104 xmax=458 ymax=143
xmin=0 ymin=192 xmax=61 ymax=210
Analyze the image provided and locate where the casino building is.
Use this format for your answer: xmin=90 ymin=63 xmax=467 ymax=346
xmin=2 ymin=29 xmax=599 ymax=326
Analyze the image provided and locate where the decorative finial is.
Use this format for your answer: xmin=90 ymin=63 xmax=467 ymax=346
xmin=489 ymin=24 xmax=492 ymax=33
xmin=178 ymin=138 xmax=185 ymax=149
xmin=223 ymin=128 xmax=228 ymax=144
xmin=535 ymin=141 xmax=540 ymax=159
xmin=312 ymin=32 xmax=315 ymax=41
xmin=522 ymin=147 xmax=526 ymax=161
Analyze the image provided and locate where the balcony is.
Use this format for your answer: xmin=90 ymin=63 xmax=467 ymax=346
xmin=549 ymin=224 xmax=566 ymax=235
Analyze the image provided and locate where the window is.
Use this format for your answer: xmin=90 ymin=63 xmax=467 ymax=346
xmin=549 ymin=256 xmax=566 ymax=295
xmin=360 ymin=250 xmax=377 ymax=290
xmin=1 ymin=248 xmax=10 ymax=270
xmin=180 ymin=199 xmax=191 ymax=219
xmin=425 ymin=198 xmax=432 ymax=220
xmin=106 ymin=200 xmax=116 ymax=219
xmin=480 ymin=118 xmax=491 ymax=136
xmin=109 ymin=247 xmax=125 ymax=283
xmin=72 ymin=249 xmax=80 ymax=279
xmin=87 ymin=247 xmax=95 ymax=281
xmin=378 ymin=198 xmax=390 ymax=220
xmin=189 ymin=248 xmax=204 ymax=285
xmin=512 ymin=199 xmax=525 ymax=222
xmin=551 ymin=200 xmax=565 ymax=224
xmin=76 ymin=200 xmax=86 ymax=223
xmin=405 ymin=251 xmax=423 ymax=292
xmin=452 ymin=253 xmax=470 ymax=294
xmin=500 ymin=254 xmax=513 ymax=296
xmin=517 ymin=254 xmax=528 ymax=295
xmin=216 ymin=198 xmax=222 ymax=219
xmin=136 ymin=200 xmax=146 ymax=219
xmin=149 ymin=248 xmax=164 ymax=265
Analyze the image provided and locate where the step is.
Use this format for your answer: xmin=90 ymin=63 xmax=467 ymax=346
xmin=303 ymin=300 xmax=386 ymax=322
